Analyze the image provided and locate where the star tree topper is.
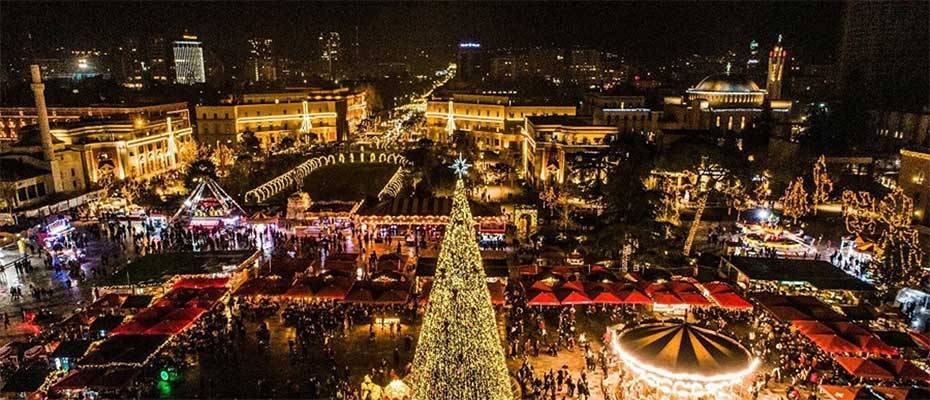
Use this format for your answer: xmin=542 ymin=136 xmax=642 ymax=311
xmin=449 ymin=155 xmax=472 ymax=178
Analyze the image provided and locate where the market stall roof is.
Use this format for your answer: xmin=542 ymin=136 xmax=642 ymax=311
xmin=1 ymin=365 xmax=50 ymax=393
xmin=345 ymin=287 xmax=375 ymax=304
xmin=808 ymin=334 xmax=862 ymax=354
xmin=88 ymin=315 xmax=125 ymax=333
xmin=613 ymin=285 xmax=653 ymax=305
xmin=589 ymin=289 xmax=624 ymax=304
xmin=314 ymin=284 xmax=351 ymax=301
xmin=52 ymin=367 xmax=141 ymax=392
xmin=723 ymin=257 xmax=875 ymax=292
xmin=820 ymin=385 xmax=930 ymax=400
xmin=358 ymin=195 xmax=501 ymax=219
xmin=91 ymin=293 xmax=127 ymax=309
xmin=792 ymin=321 xmax=898 ymax=356
xmin=754 ymin=294 xmax=847 ymax=322
xmin=50 ymin=340 xmax=92 ymax=359
xmin=284 ymin=283 xmax=314 ymax=299
xmin=870 ymin=358 xmax=930 ymax=381
xmin=233 ymin=277 xmax=290 ymax=297
xmin=874 ymin=331 xmax=924 ymax=350
xmin=121 ymin=295 xmax=153 ymax=309
xmin=172 ymin=277 xmax=229 ymax=290
xmin=376 ymin=289 xmax=409 ymax=305
xmin=614 ymin=323 xmax=755 ymax=376
xmin=81 ymin=334 xmax=169 ymax=366
xmin=527 ymin=290 xmax=561 ymax=306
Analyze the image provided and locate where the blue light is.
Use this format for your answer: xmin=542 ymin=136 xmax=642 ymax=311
xmin=459 ymin=42 xmax=481 ymax=49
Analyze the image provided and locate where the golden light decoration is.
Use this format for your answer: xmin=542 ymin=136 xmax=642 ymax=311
xmin=780 ymin=177 xmax=811 ymax=224
xmin=409 ymin=178 xmax=512 ymax=400
xmin=812 ymin=155 xmax=833 ymax=212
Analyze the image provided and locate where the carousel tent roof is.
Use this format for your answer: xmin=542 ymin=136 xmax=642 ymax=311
xmin=615 ymin=323 xmax=755 ymax=377
xmin=171 ymin=176 xmax=246 ymax=223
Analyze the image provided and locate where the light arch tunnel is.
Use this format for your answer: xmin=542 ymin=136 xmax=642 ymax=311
xmin=245 ymin=152 xmax=410 ymax=203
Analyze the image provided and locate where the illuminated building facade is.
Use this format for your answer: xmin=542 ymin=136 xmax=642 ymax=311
xmin=0 ymin=103 xmax=189 ymax=142
xmin=872 ymin=110 xmax=930 ymax=145
xmin=425 ymin=94 xmax=575 ymax=152
xmin=898 ymin=147 xmax=930 ymax=226
xmin=248 ymin=37 xmax=277 ymax=83
xmin=456 ymin=42 xmax=486 ymax=82
xmin=172 ymin=35 xmax=206 ymax=84
xmin=766 ymin=38 xmax=787 ymax=100
xmin=663 ymin=63 xmax=791 ymax=133
xmin=320 ymin=32 xmax=341 ymax=80
xmin=522 ymin=116 xmax=619 ymax=186
xmin=196 ymin=87 xmax=367 ymax=148
xmin=1 ymin=105 xmax=193 ymax=199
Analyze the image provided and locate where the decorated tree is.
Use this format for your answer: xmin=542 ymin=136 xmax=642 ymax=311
xmin=842 ymin=188 xmax=926 ymax=298
xmin=780 ymin=177 xmax=811 ymax=224
xmin=411 ymin=158 xmax=512 ymax=400
xmin=811 ymin=155 xmax=833 ymax=214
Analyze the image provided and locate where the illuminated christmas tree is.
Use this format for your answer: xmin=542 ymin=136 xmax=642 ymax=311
xmin=410 ymin=157 xmax=512 ymax=400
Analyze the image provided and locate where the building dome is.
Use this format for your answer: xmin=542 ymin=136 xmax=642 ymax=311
xmin=690 ymin=73 xmax=763 ymax=93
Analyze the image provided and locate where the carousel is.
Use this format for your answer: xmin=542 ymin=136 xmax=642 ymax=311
xmin=609 ymin=323 xmax=758 ymax=399
xmin=171 ymin=177 xmax=246 ymax=228
xmin=736 ymin=219 xmax=812 ymax=256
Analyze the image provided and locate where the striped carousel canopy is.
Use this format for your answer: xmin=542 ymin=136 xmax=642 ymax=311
xmin=615 ymin=323 xmax=754 ymax=377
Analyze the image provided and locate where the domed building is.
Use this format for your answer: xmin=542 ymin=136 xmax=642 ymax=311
xmin=663 ymin=63 xmax=793 ymax=133
xmin=686 ymin=73 xmax=767 ymax=108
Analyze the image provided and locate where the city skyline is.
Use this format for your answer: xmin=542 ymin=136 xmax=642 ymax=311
xmin=3 ymin=2 xmax=844 ymax=63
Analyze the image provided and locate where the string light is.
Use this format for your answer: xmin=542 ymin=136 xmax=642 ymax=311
xmin=780 ymin=177 xmax=810 ymax=224
xmin=410 ymin=177 xmax=512 ymax=400
xmin=811 ymin=155 xmax=833 ymax=213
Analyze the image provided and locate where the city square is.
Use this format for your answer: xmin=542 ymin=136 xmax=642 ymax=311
xmin=0 ymin=2 xmax=929 ymax=399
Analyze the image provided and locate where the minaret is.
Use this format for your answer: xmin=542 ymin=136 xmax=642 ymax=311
xmin=30 ymin=65 xmax=63 ymax=192
xmin=766 ymin=35 xmax=787 ymax=100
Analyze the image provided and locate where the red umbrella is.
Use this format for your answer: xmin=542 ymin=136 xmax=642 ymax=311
xmin=873 ymin=358 xmax=930 ymax=381
xmin=529 ymin=280 xmax=556 ymax=292
xmin=315 ymin=285 xmax=349 ymax=301
xmin=833 ymin=356 xmax=895 ymax=381
xmin=649 ymin=291 xmax=684 ymax=305
xmin=792 ymin=321 xmax=837 ymax=336
xmin=590 ymin=290 xmax=624 ymax=304
xmin=615 ymin=288 xmax=653 ymax=305
xmin=679 ymin=292 xmax=712 ymax=306
xmin=346 ymin=287 xmax=375 ymax=304
xmin=557 ymin=289 xmax=593 ymax=305
xmin=527 ymin=291 xmax=560 ymax=306
xmin=376 ymin=289 xmax=409 ymax=305
xmin=559 ymin=281 xmax=586 ymax=292
xmin=712 ymin=293 xmax=753 ymax=309
xmin=853 ymin=336 xmax=899 ymax=357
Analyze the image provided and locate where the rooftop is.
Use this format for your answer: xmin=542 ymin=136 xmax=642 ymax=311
xmin=725 ymin=256 xmax=876 ymax=291
xmin=0 ymin=158 xmax=50 ymax=181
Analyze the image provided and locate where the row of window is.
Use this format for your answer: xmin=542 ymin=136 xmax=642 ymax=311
xmin=16 ymin=182 xmax=47 ymax=203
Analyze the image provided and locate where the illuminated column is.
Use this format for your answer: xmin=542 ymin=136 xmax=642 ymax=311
xmin=166 ymin=116 xmax=178 ymax=166
xmin=767 ymin=36 xmax=787 ymax=100
xmin=445 ymin=100 xmax=456 ymax=141
xmin=116 ymin=143 xmax=129 ymax=180
xmin=300 ymin=101 xmax=313 ymax=134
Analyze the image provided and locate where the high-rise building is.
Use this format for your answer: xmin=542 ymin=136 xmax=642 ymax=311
xmin=145 ymin=37 xmax=170 ymax=83
xmin=320 ymin=32 xmax=341 ymax=80
xmin=839 ymin=1 xmax=930 ymax=109
xmin=456 ymin=42 xmax=485 ymax=82
xmin=766 ymin=37 xmax=787 ymax=100
xmin=569 ymin=48 xmax=603 ymax=88
xmin=172 ymin=34 xmax=206 ymax=84
xmin=247 ymin=37 xmax=276 ymax=83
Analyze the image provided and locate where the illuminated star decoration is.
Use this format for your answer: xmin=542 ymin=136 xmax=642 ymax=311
xmin=449 ymin=155 xmax=472 ymax=178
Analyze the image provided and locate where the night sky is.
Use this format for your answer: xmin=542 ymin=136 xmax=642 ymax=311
xmin=1 ymin=2 xmax=843 ymax=63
